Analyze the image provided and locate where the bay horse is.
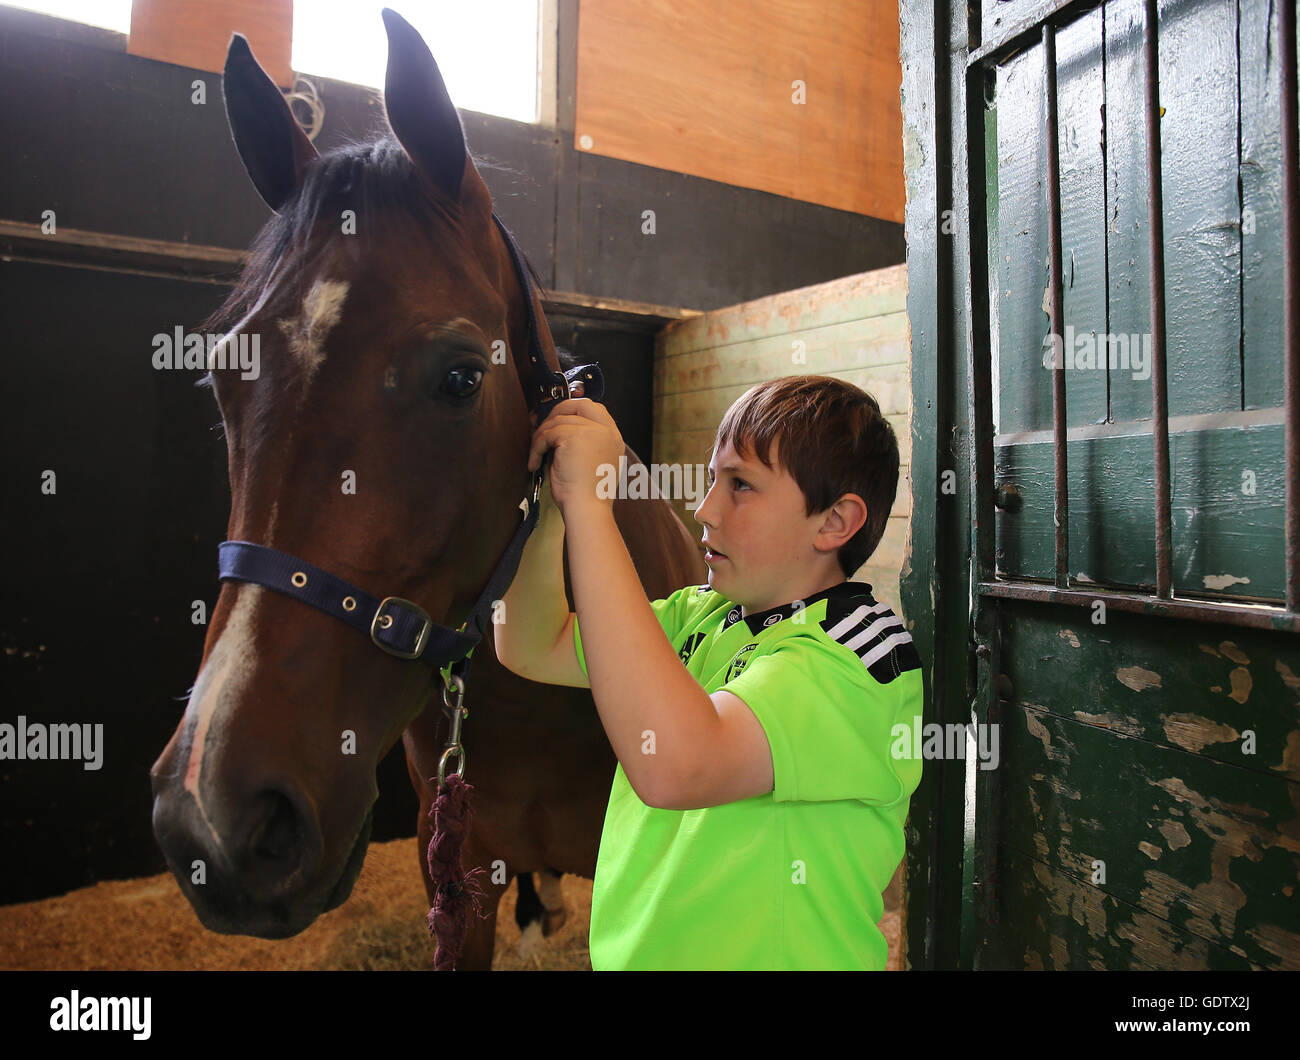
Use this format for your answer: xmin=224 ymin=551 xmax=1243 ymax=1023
xmin=149 ymin=8 xmax=704 ymax=969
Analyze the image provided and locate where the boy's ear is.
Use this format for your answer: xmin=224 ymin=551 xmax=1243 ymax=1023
xmin=828 ymin=494 xmax=870 ymax=540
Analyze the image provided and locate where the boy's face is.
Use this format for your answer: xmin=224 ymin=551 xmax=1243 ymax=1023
xmin=694 ymin=436 xmax=849 ymax=614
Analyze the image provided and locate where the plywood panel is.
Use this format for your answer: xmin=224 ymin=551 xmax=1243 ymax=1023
xmin=129 ymin=0 xmax=293 ymax=87
xmin=656 ymin=413 xmax=911 ymax=468
xmin=575 ymin=0 xmax=904 ymax=223
xmin=660 ymin=264 xmax=908 ymax=357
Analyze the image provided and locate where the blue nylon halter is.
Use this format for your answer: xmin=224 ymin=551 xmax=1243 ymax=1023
xmin=216 ymin=211 xmax=604 ymax=683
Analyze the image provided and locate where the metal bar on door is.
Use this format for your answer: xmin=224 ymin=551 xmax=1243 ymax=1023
xmin=1144 ymin=0 xmax=1174 ymax=598
xmin=1044 ymin=24 xmax=1070 ymax=588
xmin=978 ymin=580 xmax=1300 ymax=632
xmin=1281 ymin=0 xmax=1299 ymax=611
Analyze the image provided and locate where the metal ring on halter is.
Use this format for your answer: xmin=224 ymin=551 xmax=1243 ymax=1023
xmin=438 ymin=744 xmax=465 ymax=787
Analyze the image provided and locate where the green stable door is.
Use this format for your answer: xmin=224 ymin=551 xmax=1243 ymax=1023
xmin=900 ymin=0 xmax=1300 ymax=970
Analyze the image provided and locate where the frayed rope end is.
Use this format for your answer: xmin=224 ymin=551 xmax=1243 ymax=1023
xmin=425 ymin=772 xmax=491 ymax=970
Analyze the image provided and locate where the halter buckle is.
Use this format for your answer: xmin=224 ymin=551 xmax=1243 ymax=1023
xmin=370 ymin=596 xmax=432 ymax=660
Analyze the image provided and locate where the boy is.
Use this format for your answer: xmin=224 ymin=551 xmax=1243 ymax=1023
xmin=494 ymin=374 xmax=924 ymax=970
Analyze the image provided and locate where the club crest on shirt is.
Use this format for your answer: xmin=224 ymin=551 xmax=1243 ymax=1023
xmin=725 ymin=643 xmax=758 ymax=681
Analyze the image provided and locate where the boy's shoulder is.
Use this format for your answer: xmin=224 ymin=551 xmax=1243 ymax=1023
xmin=806 ymin=583 xmax=922 ymax=686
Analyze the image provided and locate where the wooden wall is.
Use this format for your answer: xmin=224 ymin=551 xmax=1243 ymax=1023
xmin=575 ymin=0 xmax=905 ymax=224
xmin=652 ymin=264 xmax=912 ymax=614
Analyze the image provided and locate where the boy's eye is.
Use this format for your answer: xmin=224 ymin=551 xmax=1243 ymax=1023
xmin=732 ymin=479 xmax=749 ymax=490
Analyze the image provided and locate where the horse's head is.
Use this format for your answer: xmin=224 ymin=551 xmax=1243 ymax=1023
xmin=150 ymin=9 xmax=552 ymax=937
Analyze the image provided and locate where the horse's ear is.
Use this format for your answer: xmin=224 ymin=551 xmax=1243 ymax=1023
xmin=381 ymin=8 xmax=468 ymax=202
xmin=222 ymin=33 xmax=318 ymax=213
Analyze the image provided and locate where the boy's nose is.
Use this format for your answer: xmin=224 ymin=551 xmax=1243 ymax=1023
xmin=694 ymin=491 xmax=715 ymax=526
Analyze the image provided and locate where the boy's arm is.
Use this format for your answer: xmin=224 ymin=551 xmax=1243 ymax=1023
xmin=493 ymin=476 xmax=590 ymax=688
xmin=562 ymin=498 xmax=773 ymax=809
xmin=523 ymin=396 xmax=773 ymax=809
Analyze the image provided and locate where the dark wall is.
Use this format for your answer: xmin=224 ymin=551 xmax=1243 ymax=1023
xmin=0 ymin=262 xmax=235 ymax=902
xmin=0 ymin=2 xmax=903 ymax=904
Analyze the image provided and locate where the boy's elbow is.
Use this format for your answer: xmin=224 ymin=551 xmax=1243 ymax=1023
xmin=492 ymin=628 xmax=530 ymax=680
xmin=636 ymin=766 xmax=688 ymax=811
xmin=636 ymin=777 xmax=667 ymax=810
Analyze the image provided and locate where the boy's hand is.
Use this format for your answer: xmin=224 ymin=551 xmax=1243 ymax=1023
xmin=528 ymin=385 xmax=624 ymax=517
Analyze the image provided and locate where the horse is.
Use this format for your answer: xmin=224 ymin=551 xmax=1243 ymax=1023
xmin=149 ymin=8 xmax=705 ymax=969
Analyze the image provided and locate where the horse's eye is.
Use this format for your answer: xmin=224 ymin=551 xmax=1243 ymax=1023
xmin=438 ymin=365 xmax=484 ymax=399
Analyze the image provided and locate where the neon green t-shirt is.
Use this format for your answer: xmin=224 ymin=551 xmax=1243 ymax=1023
xmin=572 ymin=580 xmax=924 ymax=970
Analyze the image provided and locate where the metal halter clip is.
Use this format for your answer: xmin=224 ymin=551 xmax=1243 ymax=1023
xmin=437 ymin=672 xmax=467 ymax=788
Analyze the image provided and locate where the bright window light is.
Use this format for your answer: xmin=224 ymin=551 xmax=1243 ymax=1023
xmin=292 ymin=0 xmax=539 ymax=124
xmin=1 ymin=0 xmax=131 ymax=33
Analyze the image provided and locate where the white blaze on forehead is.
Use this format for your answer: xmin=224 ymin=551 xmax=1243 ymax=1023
xmin=182 ymin=585 xmax=264 ymax=850
xmin=277 ymin=279 xmax=349 ymax=378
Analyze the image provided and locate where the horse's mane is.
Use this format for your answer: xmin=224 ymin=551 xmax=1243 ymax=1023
xmin=201 ymin=135 xmax=550 ymax=338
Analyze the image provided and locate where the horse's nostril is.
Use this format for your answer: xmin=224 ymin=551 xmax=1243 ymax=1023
xmin=248 ymin=790 xmax=300 ymax=865
xmin=236 ymin=786 xmax=322 ymax=900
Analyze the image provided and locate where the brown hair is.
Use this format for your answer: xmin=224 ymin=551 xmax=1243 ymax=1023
xmin=714 ymin=375 xmax=899 ymax=578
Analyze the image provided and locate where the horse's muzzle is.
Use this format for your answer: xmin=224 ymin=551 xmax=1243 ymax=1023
xmin=150 ymin=768 xmax=373 ymax=939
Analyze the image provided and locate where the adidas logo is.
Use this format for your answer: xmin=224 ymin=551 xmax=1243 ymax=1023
xmin=822 ymin=600 xmax=921 ymax=683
